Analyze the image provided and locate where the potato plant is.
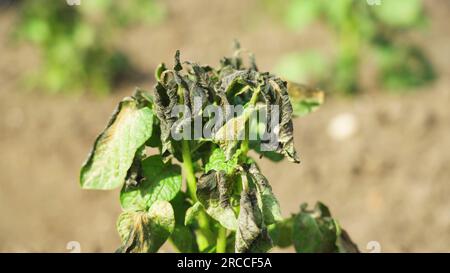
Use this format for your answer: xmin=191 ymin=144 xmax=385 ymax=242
xmin=79 ymin=45 xmax=358 ymax=253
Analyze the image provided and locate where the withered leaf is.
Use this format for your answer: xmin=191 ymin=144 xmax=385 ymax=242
xmin=235 ymin=189 xmax=273 ymax=253
xmin=116 ymin=201 xmax=175 ymax=253
xmin=248 ymin=163 xmax=283 ymax=225
xmin=80 ymin=93 xmax=153 ymax=190
xmin=197 ymin=170 xmax=237 ymax=230
xmin=268 ymin=77 xmax=300 ymax=163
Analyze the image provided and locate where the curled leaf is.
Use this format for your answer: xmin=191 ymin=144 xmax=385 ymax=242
xmin=248 ymin=163 xmax=283 ymax=225
xmin=197 ymin=170 xmax=237 ymax=230
xmin=269 ymin=78 xmax=300 ymax=163
xmin=154 ymin=82 xmax=178 ymax=162
xmin=235 ymin=189 xmax=272 ymax=253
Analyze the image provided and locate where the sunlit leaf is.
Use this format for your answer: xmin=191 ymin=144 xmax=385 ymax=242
xmin=204 ymin=148 xmax=240 ymax=175
xmin=80 ymin=94 xmax=153 ymax=190
xmin=120 ymin=155 xmax=182 ymax=210
xmin=184 ymin=202 xmax=203 ymax=226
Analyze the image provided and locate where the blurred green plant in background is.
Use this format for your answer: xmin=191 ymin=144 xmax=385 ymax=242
xmin=15 ymin=0 xmax=165 ymax=94
xmin=266 ymin=0 xmax=435 ymax=95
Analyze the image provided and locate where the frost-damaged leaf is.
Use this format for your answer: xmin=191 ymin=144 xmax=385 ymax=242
xmin=269 ymin=78 xmax=300 ymax=163
xmin=154 ymin=82 xmax=178 ymax=162
xmin=287 ymin=81 xmax=324 ymax=117
xmin=120 ymin=155 xmax=182 ymax=210
xmin=116 ymin=200 xmax=175 ymax=253
xmin=80 ymin=95 xmax=153 ymax=190
xmin=248 ymin=164 xmax=283 ymax=225
xmin=197 ymin=170 xmax=237 ymax=230
xmin=213 ymin=106 xmax=256 ymax=160
xmin=235 ymin=189 xmax=272 ymax=253
xmin=184 ymin=202 xmax=203 ymax=226
xmin=292 ymin=202 xmax=359 ymax=253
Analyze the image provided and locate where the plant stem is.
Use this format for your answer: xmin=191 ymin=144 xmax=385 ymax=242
xmin=182 ymin=140 xmax=198 ymax=202
xmin=181 ymin=139 xmax=215 ymax=247
xmin=216 ymin=226 xmax=227 ymax=253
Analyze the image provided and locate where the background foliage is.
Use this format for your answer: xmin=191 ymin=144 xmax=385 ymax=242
xmin=16 ymin=0 xmax=165 ymax=94
xmin=267 ymin=0 xmax=435 ymax=94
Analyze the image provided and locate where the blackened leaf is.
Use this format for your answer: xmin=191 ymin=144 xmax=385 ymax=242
xmin=248 ymin=164 xmax=283 ymax=225
xmin=116 ymin=200 xmax=175 ymax=253
xmin=154 ymin=63 xmax=167 ymax=81
xmin=184 ymin=202 xmax=203 ymax=226
xmin=174 ymin=50 xmax=183 ymax=71
xmin=287 ymin=81 xmax=324 ymax=117
xmin=269 ymin=78 xmax=300 ymax=163
xmin=154 ymin=82 xmax=178 ymax=162
xmin=133 ymin=88 xmax=154 ymax=106
xmin=235 ymin=189 xmax=272 ymax=253
xmin=197 ymin=170 xmax=237 ymax=230
xmin=80 ymin=96 xmax=153 ymax=190
xmin=213 ymin=106 xmax=256 ymax=160
xmin=120 ymin=155 xmax=182 ymax=210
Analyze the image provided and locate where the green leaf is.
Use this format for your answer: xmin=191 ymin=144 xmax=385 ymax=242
xmin=248 ymin=164 xmax=283 ymax=225
xmin=204 ymin=148 xmax=240 ymax=175
xmin=116 ymin=200 xmax=175 ymax=253
xmin=80 ymin=95 xmax=153 ymax=190
xmin=235 ymin=189 xmax=272 ymax=253
xmin=197 ymin=170 xmax=237 ymax=230
xmin=184 ymin=202 xmax=203 ymax=226
xmin=170 ymin=226 xmax=198 ymax=253
xmin=268 ymin=217 xmax=294 ymax=248
xmin=293 ymin=203 xmax=337 ymax=253
xmin=292 ymin=202 xmax=358 ymax=253
xmin=120 ymin=155 xmax=182 ymax=210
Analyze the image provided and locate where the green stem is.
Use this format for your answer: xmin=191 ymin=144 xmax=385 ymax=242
xmin=182 ymin=140 xmax=198 ymax=202
xmin=181 ymin=139 xmax=215 ymax=248
xmin=216 ymin=226 xmax=227 ymax=253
